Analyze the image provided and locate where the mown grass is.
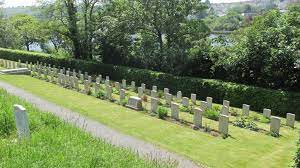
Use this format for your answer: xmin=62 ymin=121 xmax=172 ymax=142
xmin=0 ymin=75 xmax=299 ymax=168
xmin=0 ymin=88 xmax=172 ymax=168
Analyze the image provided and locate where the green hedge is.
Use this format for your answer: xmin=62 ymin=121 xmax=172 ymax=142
xmin=0 ymin=48 xmax=299 ymax=119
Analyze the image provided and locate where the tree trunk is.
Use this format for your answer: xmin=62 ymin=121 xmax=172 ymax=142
xmin=65 ymin=0 xmax=82 ymax=59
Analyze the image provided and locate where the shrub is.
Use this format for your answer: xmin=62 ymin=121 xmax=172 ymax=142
xmin=233 ymin=117 xmax=259 ymax=131
xmin=158 ymin=106 xmax=168 ymax=120
xmin=180 ymin=106 xmax=191 ymax=113
xmin=96 ymin=90 xmax=106 ymax=99
xmin=260 ymin=117 xmax=270 ymax=124
xmin=203 ymin=107 xmax=220 ymax=121
xmin=0 ymin=48 xmax=299 ymax=119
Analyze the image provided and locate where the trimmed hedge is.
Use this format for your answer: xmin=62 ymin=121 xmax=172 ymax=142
xmin=0 ymin=48 xmax=299 ymax=119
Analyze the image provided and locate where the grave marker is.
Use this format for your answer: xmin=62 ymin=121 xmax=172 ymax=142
xmin=171 ymin=103 xmax=179 ymax=120
xmin=126 ymin=96 xmax=143 ymax=110
xmin=14 ymin=105 xmax=30 ymax=140
xmin=219 ymin=114 xmax=229 ymax=135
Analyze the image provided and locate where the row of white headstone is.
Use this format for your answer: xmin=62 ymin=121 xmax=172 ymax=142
xmin=1 ymin=59 xmax=296 ymax=136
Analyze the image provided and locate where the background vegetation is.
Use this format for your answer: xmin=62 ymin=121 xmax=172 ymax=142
xmin=0 ymin=0 xmax=299 ymax=91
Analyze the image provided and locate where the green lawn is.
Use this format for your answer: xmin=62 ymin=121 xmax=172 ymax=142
xmin=0 ymin=75 xmax=298 ymax=168
xmin=0 ymin=88 xmax=169 ymax=168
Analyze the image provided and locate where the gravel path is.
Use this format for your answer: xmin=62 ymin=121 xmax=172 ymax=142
xmin=0 ymin=81 xmax=201 ymax=168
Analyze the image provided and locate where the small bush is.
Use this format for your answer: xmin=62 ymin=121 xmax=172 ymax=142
xmin=180 ymin=106 xmax=191 ymax=113
xmin=142 ymin=95 xmax=148 ymax=102
xmin=119 ymin=99 xmax=128 ymax=106
xmin=260 ymin=117 xmax=270 ymax=123
xmin=230 ymin=108 xmax=239 ymax=116
xmin=158 ymin=106 xmax=168 ymax=119
xmin=203 ymin=107 xmax=220 ymax=121
xmin=158 ymin=91 xmax=164 ymax=98
xmin=96 ymin=90 xmax=106 ymax=99
xmin=233 ymin=117 xmax=259 ymax=131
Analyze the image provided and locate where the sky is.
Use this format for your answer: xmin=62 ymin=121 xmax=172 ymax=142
xmin=3 ymin=0 xmax=250 ymax=8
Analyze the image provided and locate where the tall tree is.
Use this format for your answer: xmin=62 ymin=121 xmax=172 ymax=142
xmin=10 ymin=14 xmax=44 ymax=51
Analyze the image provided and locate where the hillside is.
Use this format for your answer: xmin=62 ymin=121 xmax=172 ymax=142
xmin=2 ymin=6 xmax=39 ymax=17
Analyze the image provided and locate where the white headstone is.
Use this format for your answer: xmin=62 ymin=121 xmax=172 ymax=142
xmin=138 ymin=87 xmax=143 ymax=98
xmin=152 ymin=86 xmax=157 ymax=92
xmin=177 ymin=91 xmax=182 ymax=100
xmin=270 ymin=116 xmax=281 ymax=135
xmin=193 ymin=108 xmax=203 ymax=128
xmin=263 ymin=108 xmax=271 ymax=118
xmin=141 ymin=83 xmax=146 ymax=90
xmin=219 ymin=114 xmax=229 ymax=135
xmin=74 ymin=77 xmax=79 ymax=90
xmin=120 ymin=89 xmax=126 ymax=102
xmin=131 ymin=81 xmax=136 ymax=91
xmin=191 ymin=94 xmax=197 ymax=104
xmin=206 ymin=97 xmax=213 ymax=108
xmin=122 ymin=79 xmax=126 ymax=89
xmin=171 ymin=103 xmax=179 ymax=120
xmin=127 ymin=96 xmax=143 ymax=110
xmin=105 ymin=79 xmax=110 ymax=86
xmin=221 ymin=106 xmax=229 ymax=116
xmin=223 ymin=100 xmax=230 ymax=107
xmin=95 ymin=83 xmax=100 ymax=94
xmin=151 ymin=97 xmax=158 ymax=113
xmin=165 ymin=93 xmax=173 ymax=105
xmin=14 ymin=105 xmax=30 ymax=140
xmin=84 ymin=80 xmax=90 ymax=94
xmin=164 ymin=88 xmax=169 ymax=96
xmin=151 ymin=90 xmax=158 ymax=98
xmin=80 ymin=74 xmax=84 ymax=82
xmin=242 ymin=104 xmax=250 ymax=116
xmin=115 ymin=82 xmax=120 ymax=91
xmin=286 ymin=113 xmax=295 ymax=128
xmin=88 ymin=76 xmax=92 ymax=83
xmin=200 ymin=101 xmax=208 ymax=111
xmin=106 ymin=85 xmax=112 ymax=99
xmin=182 ymin=97 xmax=189 ymax=107
xmin=96 ymin=77 xmax=101 ymax=84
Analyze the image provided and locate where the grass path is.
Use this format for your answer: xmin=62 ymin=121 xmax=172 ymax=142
xmin=0 ymin=75 xmax=299 ymax=168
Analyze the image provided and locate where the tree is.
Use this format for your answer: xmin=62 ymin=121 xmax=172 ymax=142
xmin=226 ymin=6 xmax=300 ymax=89
xmin=40 ymin=0 xmax=104 ymax=59
xmin=98 ymin=0 xmax=210 ymax=73
xmin=10 ymin=14 xmax=44 ymax=51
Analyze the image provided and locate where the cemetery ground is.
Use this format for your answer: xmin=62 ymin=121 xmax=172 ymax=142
xmin=0 ymin=74 xmax=298 ymax=168
xmin=0 ymin=89 xmax=170 ymax=168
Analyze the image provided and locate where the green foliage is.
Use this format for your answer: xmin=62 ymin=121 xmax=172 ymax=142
xmin=227 ymin=8 xmax=300 ymax=90
xmin=119 ymin=99 xmax=128 ymax=106
xmin=233 ymin=117 xmax=259 ymax=131
xmin=158 ymin=106 xmax=168 ymax=120
xmin=96 ymin=90 xmax=106 ymax=100
xmin=260 ymin=117 xmax=271 ymax=124
xmin=0 ymin=95 xmax=15 ymax=137
xmin=205 ymin=11 xmax=246 ymax=31
xmin=203 ymin=107 xmax=220 ymax=121
xmin=180 ymin=106 xmax=191 ymax=113
xmin=294 ymin=137 xmax=300 ymax=167
xmin=0 ymin=48 xmax=300 ymax=119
